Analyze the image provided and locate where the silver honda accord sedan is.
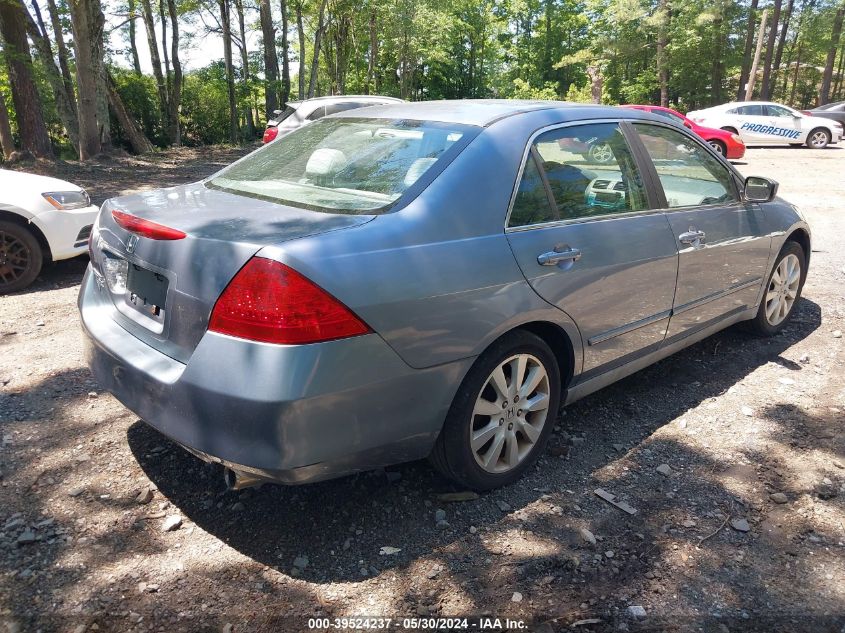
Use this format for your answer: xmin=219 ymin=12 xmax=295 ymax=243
xmin=79 ymin=100 xmax=810 ymax=491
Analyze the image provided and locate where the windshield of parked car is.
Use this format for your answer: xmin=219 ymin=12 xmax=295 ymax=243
xmin=209 ymin=118 xmax=471 ymax=214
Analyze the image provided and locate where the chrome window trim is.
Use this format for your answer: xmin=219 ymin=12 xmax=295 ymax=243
xmin=504 ymin=118 xmax=657 ymax=232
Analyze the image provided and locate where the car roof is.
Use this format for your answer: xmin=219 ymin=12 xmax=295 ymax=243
xmin=333 ymin=99 xmax=649 ymax=127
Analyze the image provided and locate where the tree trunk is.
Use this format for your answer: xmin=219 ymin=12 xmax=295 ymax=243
xmin=218 ymin=0 xmax=238 ymax=143
xmin=833 ymin=42 xmax=845 ymax=99
xmin=307 ymin=0 xmax=327 ymax=98
xmin=259 ymin=0 xmax=279 ymax=115
xmin=46 ymin=0 xmax=76 ymax=100
xmin=128 ymin=0 xmax=142 ymax=74
xmin=711 ymin=2 xmax=724 ymax=104
xmin=760 ymin=0 xmax=782 ymax=99
xmin=586 ymin=65 xmax=602 ymax=104
xmin=746 ymin=8 xmax=768 ymax=100
xmin=106 ymin=72 xmax=154 ymax=154
xmin=820 ymin=2 xmax=844 ymax=104
xmin=773 ymin=0 xmax=793 ymax=73
xmin=234 ymin=0 xmax=254 ymax=138
xmin=0 ymin=91 xmax=15 ymax=159
xmin=94 ymin=31 xmax=110 ymax=149
xmin=140 ymin=0 xmax=169 ymax=134
xmin=366 ymin=8 xmax=377 ymax=94
xmin=160 ymin=0 xmax=169 ymax=92
xmin=295 ymin=0 xmax=304 ymax=98
xmin=656 ymin=0 xmax=670 ymax=107
xmin=737 ymin=0 xmax=759 ymax=100
xmin=67 ymin=0 xmax=107 ymax=159
xmin=0 ymin=0 xmax=53 ymax=158
xmin=279 ymin=0 xmax=289 ymax=104
xmin=166 ymin=0 xmax=181 ymax=144
xmin=24 ymin=2 xmax=80 ymax=149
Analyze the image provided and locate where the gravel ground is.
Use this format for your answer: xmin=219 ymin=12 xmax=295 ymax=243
xmin=1 ymin=146 xmax=843 ymax=633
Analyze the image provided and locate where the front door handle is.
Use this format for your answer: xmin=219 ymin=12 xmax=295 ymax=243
xmin=538 ymin=248 xmax=582 ymax=266
xmin=679 ymin=229 xmax=706 ymax=245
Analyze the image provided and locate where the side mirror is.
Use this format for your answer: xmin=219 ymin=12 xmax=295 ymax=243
xmin=744 ymin=176 xmax=778 ymax=203
xmin=683 ymin=121 xmax=692 ymax=129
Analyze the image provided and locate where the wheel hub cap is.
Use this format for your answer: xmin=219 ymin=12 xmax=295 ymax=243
xmin=470 ymin=353 xmax=551 ymax=474
xmin=764 ymin=253 xmax=801 ymax=326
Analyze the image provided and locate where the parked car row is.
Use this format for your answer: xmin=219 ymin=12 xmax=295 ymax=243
xmin=688 ymin=100 xmax=844 ymax=149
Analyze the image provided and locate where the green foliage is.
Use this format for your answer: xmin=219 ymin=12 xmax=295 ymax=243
xmin=180 ymin=62 xmax=235 ymax=145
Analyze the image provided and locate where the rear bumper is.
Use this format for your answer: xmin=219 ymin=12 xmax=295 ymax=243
xmin=78 ymin=268 xmax=468 ymax=484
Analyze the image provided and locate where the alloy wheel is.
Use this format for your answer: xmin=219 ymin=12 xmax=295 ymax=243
xmin=0 ymin=230 xmax=31 ymax=288
xmin=470 ymin=353 xmax=551 ymax=474
xmin=809 ymin=131 xmax=829 ymax=148
xmin=589 ymin=143 xmax=614 ymax=164
xmin=709 ymin=140 xmax=725 ymax=155
xmin=765 ymin=253 xmax=801 ymax=326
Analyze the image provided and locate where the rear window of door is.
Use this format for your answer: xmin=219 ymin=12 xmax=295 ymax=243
xmin=508 ymin=122 xmax=649 ymax=227
xmin=766 ymin=105 xmax=794 ymax=118
xmin=323 ymin=102 xmax=369 ymax=116
xmin=633 ymin=124 xmax=738 ymax=208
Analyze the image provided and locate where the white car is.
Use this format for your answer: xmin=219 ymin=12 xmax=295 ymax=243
xmin=0 ymin=169 xmax=98 ymax=293
xmin=687 ymin=101 xmax=843 ymax=149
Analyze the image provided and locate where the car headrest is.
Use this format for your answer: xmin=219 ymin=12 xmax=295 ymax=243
xmin=404 ymin=157 xmax=437 ymax=187
xmin=306 ymin=148 xmax=348 ymax=177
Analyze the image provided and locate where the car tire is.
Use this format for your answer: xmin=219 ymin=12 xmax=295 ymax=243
xmin=0 ymin=220 xmax=43 ymax=294
xmin=721 ymin=126 xmax=738 ymax=134
xmin=708 ymin=139 xmax=727 ymax=156
xmin=750 ymin=241 xmax=806 ymax=336
xmin=806 ymin=128 xmax=830 ymax=149
xmin=429 ymin=330 xmax=561 ymax=491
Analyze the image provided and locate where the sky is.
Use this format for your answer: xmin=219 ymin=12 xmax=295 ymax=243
xmin=104 ymin=6 xmax=299 ymax=76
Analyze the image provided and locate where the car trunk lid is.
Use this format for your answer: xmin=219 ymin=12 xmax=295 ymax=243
xmin=92 ymin=182 xmax=373 ymax=363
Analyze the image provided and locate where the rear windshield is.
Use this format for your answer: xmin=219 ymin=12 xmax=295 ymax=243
xmin=271 ymin=105 xmax=296 ymax=123
xmin=208 ymin=118 xmax=473 ymax=214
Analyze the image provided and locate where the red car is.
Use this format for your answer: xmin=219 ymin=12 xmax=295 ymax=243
xmin=622 ymin=105 xmax=746 ymax=159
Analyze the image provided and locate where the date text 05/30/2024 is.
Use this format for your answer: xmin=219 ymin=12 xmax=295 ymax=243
xmin=307 ymin=617 xmax=529 ymax=630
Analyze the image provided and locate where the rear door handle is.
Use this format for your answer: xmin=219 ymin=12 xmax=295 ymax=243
xmin=538 ymin=248 xmax=582 ymax=266
xmin=679 ymin=230 xmax=706 ymax=245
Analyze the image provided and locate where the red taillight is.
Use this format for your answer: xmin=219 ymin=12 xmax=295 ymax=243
xmin=800 ymin=110 xmax=813 ymax=116
xmin=262 ymin=126 xmax=278 ymax=143
xmin=111 ymin=210 xmax=186 ymax=240
xmin=208 ymin=258 xmax=371 ymax=345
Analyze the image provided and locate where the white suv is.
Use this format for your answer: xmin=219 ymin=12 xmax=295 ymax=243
xmin=687 ymin=101 xmax=843 ymax=149
xmin=0 ymin=169 xmax=98 ymax=293
xmin=263 ymin=95 xmax=404 ymax=143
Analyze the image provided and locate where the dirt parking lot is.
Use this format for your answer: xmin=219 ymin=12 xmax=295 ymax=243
xmin=1 ymin=146 xmax=843 ymax=633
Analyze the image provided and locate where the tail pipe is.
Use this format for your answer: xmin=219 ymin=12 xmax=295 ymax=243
xmin=223 ymin=467 xmax=264 ymax=491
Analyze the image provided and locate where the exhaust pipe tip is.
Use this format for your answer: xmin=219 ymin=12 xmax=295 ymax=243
xmin=223 ymin=467 xmax=263 ymax=491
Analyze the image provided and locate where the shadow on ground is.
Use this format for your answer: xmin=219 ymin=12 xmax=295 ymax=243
xmin=125 ymin=300 xmax=827 ymax=594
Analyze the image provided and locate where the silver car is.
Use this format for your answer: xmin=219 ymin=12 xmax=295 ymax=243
xmin=262 ymin=95 xmax=404 ymax=143
xmin=79 ymin=100 xmax=810 ymax=491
